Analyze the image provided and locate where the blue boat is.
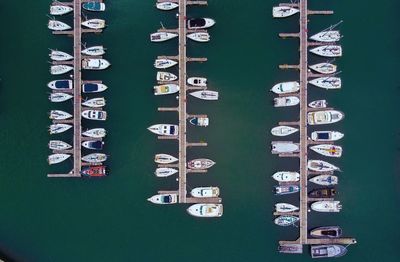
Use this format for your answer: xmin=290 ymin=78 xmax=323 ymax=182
xmin=48 ymin=80 xmax=72 ymax=90
xmin=82 ymin=2 xmax=105 ymax=12
xmin=82 ymin=140 xmax=104 ymax=150
xmin=82 ymin=83 xmax=108 ymax=93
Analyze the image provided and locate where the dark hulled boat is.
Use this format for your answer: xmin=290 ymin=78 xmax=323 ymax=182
xmin=310 ymin=226 xmax=342 ymax=238
xmin=80 ymin=166 xmax=108 ymax=177
xmin=308 ymin=188 xmax=336 ymax=198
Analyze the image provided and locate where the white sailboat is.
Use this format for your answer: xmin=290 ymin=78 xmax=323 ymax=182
xmin=271 ymin=142 xmax=299 ymax=154
xmin=48 ymin=20 xmax=71 ymax=31
xmin=308 ymin=160 xmax=340 ymax=172
xmin=49 ymin=124 xmax=72 ymax=134
xmin=275 ymin=203 xmax=299 ymax=213
xmin=270 ymin=81 xmax=300 ymax=94
xmin=82 ymin=97 xmax=106 ymax=108
xmin=49 ymin=93 xmax=73 ymax=102
xmin=50 ymin=65 xmax=73 ymax=75
xmin=156 ymin=2 xmax=179 ymax=11
xmin=189 ymin=90 xmax=219 ymax=100
xmin=272 ymin=6 xmax=299 ymax=18
xmin=49 ymin=110 xmax=72 ymax=120
xmin=271 ymin=126 xmax=298 ymax=137
xmin=311 ymin=201 xmax=342 ymax=212
xmin=310 ymin=30 xmax=341 ymax=42
xmin=50 ymin=5 xmax=73 ymax=15
xmin=82 ymin=153 xmax=107 ymax=163
xmin=154 ymin=154 xmax=178 ymax=164
xmin=309 ymin=77 xmax=341 ymax=89
xmin=187 ymin=32 xmax=210 ymax=42
xmin=155 ymin=168 xmax=178 ymax=177
xmin=310 ymin=45 xmax=342 ymax=57
xmin=82 ymin=19 xmax=106 ymax=29
xmin=309 ymin=175 xmax=338 ymax=186
xmin=154 ymin=59 xmax=178 ymax=69
xmin=309 ymin=62 xmax=337 ymax=74
xmin=82 ymin=128 xmax=107 ymax=138
xmin=81 ymin=46 xmax=106 ymax=56
xmin=310 ymin=144 xmax=343 ymax=158
xmin=49 ymin=50 xmax=73 ymax=61
xmin=48 ymin=140 xmax=72 ymax=150
xmin=48 ymin=153 xmax=71 ymax=164
xmin=150 ymin=32 xmax=178 ymax=42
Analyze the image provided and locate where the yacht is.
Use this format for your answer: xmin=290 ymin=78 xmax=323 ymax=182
xmin=275 ymin=203 xmax=299 ymax=213
xmin=48 ymin=80 xmax=73 ymax=90
xmin=271 ymin=142 xmax=299 ymax=154
xmin=82 ymin=128 xmax=106 ymax=138
xmin=189 ymin=90 xmax=219 ymax=100
xmin=310 ymin=144 xmax=343 ymax=158
xmin=307 ymin=110 xmax=344 ymax=125
xmin=49 ymin=110 xmax=72 ymax=120
xmin=308 ymin=160 xmax=340 ymax=172
xmin=310 ymin=30 xmax=341 ymax=42
xmin=154 ymin=59 xmax=178 ymax=69
xmin=50 ymin=65 xmax=73 ymax=75
xmin=150 ymin=32 xmax=178 ymax=42
xmin=82 ymin=97 xmax=106 ymax=108
xmin=274 ymin=185 xmax=300 ymax=195
xmin=311 ymin=131 xmax=344 ymax=142
xmin=311 ymin=245 xmax=347 ymax=258
xmin=309 ymin=175 xmax=338 ymax=186
xmin=80 ymin=166 xmax=108 ymax=177
xmin=272 ymin=6 xmax=299 ymax=18
xmin=270 ymin=81 xmax=300 ymax=94
xmin=309 ymin=188 xmax=336 ymax=198
xmin=187 ymin=32 xmax=210 ymax=42
xmin=48 ymin=153 xmax=70 ymax=165
xmin=50 ymin=5 xmax=73 ymax=15
xmin=153 ymin=84 xmax=179 ymax=95
xmin=310 ymin=226 xmax=342 ymax=238
xmin=189 ymin=117 xmax=209 ymax=127
xmin=311 ymin=201 xmax=342 ymax=212
xmin=83 ymin=2 xmax=106 ymax=11
xmin=272 ymin=171 xmax=300 ymax=182
xmin=82 ymin=83 xmax=108 ymax=93
xmin=278 ymin=244 xmax=303 ymax=254
xmin=310 ymin=45 xmax=342 ymax=57
xmin=271 ymin=126 xmax=298 ymax=137
xmin=156 ymin=71 xmax=178 ymax=82
xmin=187 ymin=18 xmax=216 ymax=29
xmin=147 ymin=194 xmax=178 ymax=204
xmin=81 ymin=46 xmax=106 ymax=56
xmin=309 ymin=62 xmax=337 ymax=74
xmin=82 ymin=58 xmax=110 ymax=70
xmin=309 ymin=77 xmax=341 ymax=89
xmin=274 ymin=216 xmax=299 ymax=226
xmin=82 ymin=153 xmax=107 ymax=163
xmin=82 ymin=110 xmax=107 ymax=121
xmin=82 ymin=19 xmax=106 ymax=29
xmin=147 ymin=124 xmax=178 ymax=136
xmin=155 ymin=168 xmax=178 ymax=177
xmin=48 ymin=20 xmax=71 ymax=31
xmin=156 ymin=2 xmax=179 ymax=11
xmin=187 ymin=77 xmax=207 ymax=87
xmin=49 ymin=93 xmax=73 ymax=102
xmin=187 ymin=204 xmax=223 ymax=217
xmin=274 ymin=96 xmax=299 ymax=107
xmin=187 ymin=159 xmax=215 ymax=170
xmin=48 ymin=140 xmax=72 ymax=150
xmin=154 ymin=154 xmax=178 ymax=164
xmin=82 ymin=140 xmax=104 ymax=150
xmin=309 ymin=99 xmax=327 ymax=108
xmin=49 ymin=124 xmax=72 ymax=134
xmin=190 ymin=187 xmax=220 ymax=198
xmin=49 ymin=50 xmax=73 ymax=61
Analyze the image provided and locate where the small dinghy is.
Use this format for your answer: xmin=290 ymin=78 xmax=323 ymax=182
xmin=278 ymin=244 xmax=303 ymax=254
xmin=187 ymin=204 xmax=223 ymax=218
xmin=147 ymin=194 xmax=178 ymax=204
xmin=154 ymin=59 xmax=178 ymax=69
xmin=48 ymin=20 xmax=71 ymax=31
xmin=190 ymin=187 xmax=220 ymax=198
xmin=309 ymin=77 xmax=341 ymax=89
xmin=155 ymin=167 xmax=178 ymax=177
xmin=274 ymin=215 xmax=299 ymax=226
xmin=311 ymin=245 xmax=347 ymax=258
xmin=309 ymin=99 xmax=327 ymax=108
xmin=310 ymin=226 xmax=342 ymax=238
xmin=270 ymin=81 xmax=300 ymax=94
xmin=310 ymin=144 xmax=343 ymax=158
xmin=48 ymin=80 xmax=73 ymax=90
xmin=310 ymin=30 xmax=341 ymax=42
xmin=156 ymin=2 xmax=179 ymax=11
xmin=309 ymin=62 xmax=337 ymax=74
xmin=49 ymin=93 xmax=73 ymax=102
xmin=48 ymin=140 xmax=72 ymax=150
xmin=271 ymin=142 xmax=299 ymax=154
xmin=82 ymin=140 xmax=104 ymax=150
xmin=50 ymin=65 xmax=73 ymax=75
xmin=311 ymin=201 xmax=342 ymax=212
xmin=49 ymin=50 xmax=73 ymax=61
xmin=272 ymin=171 xmax=300 ymax=182
xmin=80 ymin=166 xmax=108 ymax=177
xmin=82 ymin=110 xmax=107 ymax=121
xmin=50 ymin=5 xmax=73 ymax=15
xmin=189 ymin=90 xmax=219 ymax=100
xmin=156 ymin=71 xmax=177 ymax=82
xmin=153 ymin=84 xmax=179 ymax=95
xmin=187 ymin=159 xmax=215 ymax=170
xmin=83 ymin=2 xmax=106 ymax=11
xmin=48 ymin=153 xmax=70 ymax=164
xmin=310 ymin=45 xmax=342 ymax=57
xmin=83 ymin=128 xmax=106 ymax=138
xmin=49 ymin=110 xmax=72 ymax=120
xmin=274 ymin=96 xmax=299 ymax=107
xmin=274 ymin=185 xmax=300 ymax=195
xmin=308 ymin=160 xmax=340 ymax=172
xmin=82 ymin=19 xmax=106 ymax=29
xmin=83 ymin=83 xmax=108 ymax=93
xmin=187 ymin=77 xmax=207 ymax=87
xmin=82 ymin=153 xmax=107 ymax=163
xmin=309 ymin=188 xmax=336 ymax=198
xmin=311 ymin=131 xmax=344 ymax=142
xmin=187 ymin=18 xmax=216 ymax=29
xmin=309 ymin=175 xmax=338 ymax=186
xmin=154 ymin=154 xmax=178 ymax=164
xmin=275 ymin=203 xmax=299 ymax=213
xmin=147 ymin=124 xmax=178 ymax=136
xmin=82 ymin=58 xmax=110 ymax=70
xmin=189 ymin=117 xmax=209 ymax=127
xmin=150 ymin=32 xmax=178 ymax=42
xmin=308 ymin=110 xmax=344 ymax=125
xmin=187 ymin=32 xmax=210 ymax=42
xmin=82 ymin=97 xmax=106 ymax=108
xmin=272 ymin=6 xmax=299 ymax=18
xmin=81 ymin=45 xmax=106 ymax=56
xmin=271 ymin=126 xmax=298 ymax=137
xmin=49 ymin=124 xmax=72 ymax=134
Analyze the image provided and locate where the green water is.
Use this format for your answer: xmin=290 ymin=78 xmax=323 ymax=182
xmin=0 ymin=0 xmax=399 ymax=261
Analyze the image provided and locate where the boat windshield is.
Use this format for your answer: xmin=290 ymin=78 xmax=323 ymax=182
xmin=162 ymin=196 xmax=171 ymax=203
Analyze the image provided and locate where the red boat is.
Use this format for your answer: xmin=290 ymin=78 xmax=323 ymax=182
xmin=81 ymin=166 xmax=108 ymax=177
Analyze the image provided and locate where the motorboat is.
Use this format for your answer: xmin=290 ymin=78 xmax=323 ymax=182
xmin=147 ymin=194 xmax=178 ymax=204
xmin=187 ymin=159 xmax=215 ymax=170
xmin=271 ymin=142 xmax=299 ymax=154
xmin=80 ymin=166 xmax=108 ymax=177
xmin=310 ymin=30 xmax=341 ymax=42
xmin=154 ymin=154 xmax=178 ymax=164
xmin=187 ymin=32 xmax=210 ymax=42
xmin=83 ymin=2 xmax=106 ymax=11
xmin=311 ymin=201 xmax=342 ymax=212
xmin=309 ymin=175 xmax=338 ymax=186
xmin=49 ymin=50 xmax=73 ymax=61
xmin=309 ymin=188 xmax=336 ymax=198
xmin=274 ymin=185 xmax=300 ymax=195
xmin=308 ymin=160 xmax=340 ymax=172
xmin=190 ymin=187 xmax=220 ymax=198
xmin=311 ymin=245 xmax=347 ymax=258
xmin=82 ymin=128 xmax=106 ymax=138
xmin=156 ymin=71 xmax=177 ymax=82
xmin=274 ymin=216 xmax=299 ymax=226
xmin=48 ymin=153 xmax=70 ymax=164
xmin=272 ymin=6 xmax=299 ymax=18
xmin=307 ymin=110 xmax=344 ymax=125
xmin=50 ymin=65 xmax=73 ymax=75
xmin=49 ymin=110 xmax=72 ymax=120
xmin=48 ymin=20 xmax=71 ymax=31
xmin=274 ymin=96 xmax=299 ymax=107
xmin=189 ymin=117 xmax=209 ymax=127
xmin=187 ymin=77 xmax=207 ymax=87
xmin=187 ymin=204 xmax=223 ymax=217
xmin=309 ymin=99 xmax=327 ymax=108
xmin=147 ymin=124 xmax=178 ymax=136
xmin=156 ymin=2 xmax=179 ymax=11
xmin=82 ymin=110 xmax=107 ymax=121
xmin=311 ymin=131 xmax=344 ymax=142
xmin=270 ymin=81 xmax=300 ymax=94
xmin=310 ymin=226 xmax=342 ymax=238
xmin=155 ymin=167 xmax=178 ymax=177
xmin=83 ymin=83 xmax=108 ymax=93
xmin=49 ymin=92 xmax=73 ymax=102
xmin=310 ymin=144 xmax=343 ymax=158
xmin=82 ymin=153 xmax=107 ymax=163
xmin=153 ymin=84 xmax=179 ymax=95
xmin=187 ymin=18 xmax=216 ymax=29
xmin=310 ymin=45 xmax=342 ymax=57
xmin=82 ymin=58 xmax=110 ymax=70
xmin=150 ymin=32 xmax=178 ymax=42
xmin=309 ymin=77 xmax=341 ymax=89
xmin=271 ymin=126 xmax=298 ymax=137
xmin=82 ymin=97 xmax=106 ymax=108
xmin=272 ymin=171 xmax=300 ymax=182
xmin=189 ymin=90 xmax=219 ymax=100
xmin=154 ymin=59 xmax=178 ymax=69
xmin=81 ymin=46 xmax=106 ymax=56
xmin=275 ymin=203 xmax=299 ymax=213
xmin=48 ymin=140 xmax=72 ymax=150
xmin=278 ymin=244 xmax=303 ymax=254
xmin=48 ymin=80 xmax=72 ymax=90
xmin=82 ymin=140 xmax=104 ymax=150
xmin=50 ymin=5 xmax=73 ymax=15
xmin=49 ymin=124 xmax=72 ymax=134
xmin=82 ymin=19 xmax=106 ymax=29
xmin=309 ymin=63 xmax=337 ymax=74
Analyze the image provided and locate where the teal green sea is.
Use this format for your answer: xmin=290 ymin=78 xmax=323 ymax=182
xmin=0 ymin=0 xmax=399 ymax=261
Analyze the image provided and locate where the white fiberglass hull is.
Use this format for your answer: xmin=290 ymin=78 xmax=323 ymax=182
xmin=82 ymin=128 xmax=107 ymax=138
xmin=153 ymin=84 xmax=179 ymax=95
xmin=50 ymin=50 xmax=73 ymax=61
xmin=187 ymin=32 xmax=210 ymax=42
xmin=82 ymin=58 xmax=110 ymax=70
xmin=309 ymin=175 xmax=338 ymax=186
xmin=190 ymin=187 xmax=220 ymax=198
xmin=147 ymin=124 xmax=178 ymax=136
xmin=271 ymin=81 xmax=300 ymax=94
xmin=50 ymin=65 xmax=73 ymax=75
xmin=309 ymin=77 xmax=341 ymax=89
xmin=272 ymin=171 xmax=300 ymax=182
xmin=271 ymin=126 xmax=298 ymax=136
xmin=82 ymin=97 xmax=106 ymax=108
xmin=48 ymin=140 xmax=72 ymax=150
xmin=147 ymin=194 xmax=178 ymax=204
xmin=82 ymin=153 xmax=107 ymax=163
xmin=308 ymin=160 xmax=340 ymax=172
xmin=49 ymin=110 xmax=72 ymax=120
xmin=189 ymin=90 xmax=219 ymax=100
xmin=187 ymin=77 xmax=207 ymax=87
xmin=310 ymin=45 xmax=342 ymax=57
xmin=310 ymin=144 xmax=343 ymax=158
xmin=48 ymin=20 xmax=71 ymax=31
xmin=150 ymin=32 xmax=178 ymax=42
xmin=155 ymin=168 xmax=178 ymax=177
xmin=81 ymin=46 xmax=106 ymax=56
xmin=50 ymin=5 xmax=73 ymax=15
xmin=156 ymin=2 xmax=179 ymax=11
xmin=48 ymin=153 xmax=71 ymax=164
xmin=154 ymin=154 xmax=178 ymax=164
xmin=275 ymin=203 xmax=299 ymax=213
xmin=309 ymin=63 xmax=337 ymax=74
xmin=154 ymin=59 xmax=178 ymax=69
xmin=187 ymin=204 xmax=223 ymax=217
xmin=49 ymin=124 xmax=72 ymax=134
xmin=82 ymin=19 xmax=106 ymax=29
xmin=49 ymin=93 xmax=73 ymax=102
xmin=272 ymin=6 xmax=299 ymax=18
xmin=311 ymin=201 xmax=342 ymax=212
xmin=310 ymin=30 xmax=341 ymax=42
xmin=308 ymin=110 xmax=344 ymax=125
xmin=274 ymin=96 xmax=300 ymax=107
xmin=311 ymin=131 xmax=344 ymax=142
